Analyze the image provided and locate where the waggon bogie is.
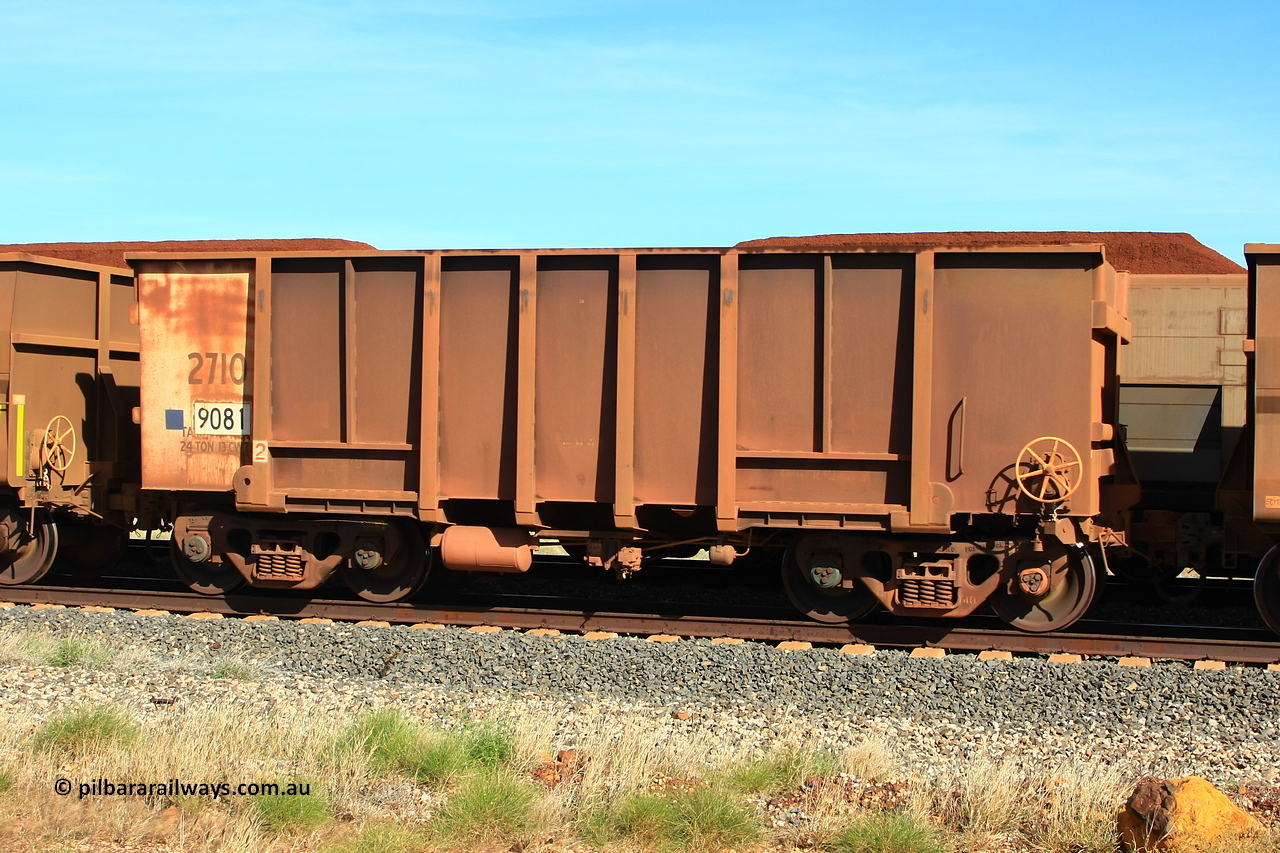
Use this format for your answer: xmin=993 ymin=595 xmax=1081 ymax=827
xmin=170 ymin=512 xmax=431 ymax=601
xmin=781 ymin=517 xmax=1101 ymax=631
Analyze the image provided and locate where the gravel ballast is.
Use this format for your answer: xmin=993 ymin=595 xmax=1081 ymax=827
xmin=0 ymin=604 xmax=1276 ymax=787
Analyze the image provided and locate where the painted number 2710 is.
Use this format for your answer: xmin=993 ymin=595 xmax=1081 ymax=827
xmin=188 ymin=352 xmax=246 ymax=385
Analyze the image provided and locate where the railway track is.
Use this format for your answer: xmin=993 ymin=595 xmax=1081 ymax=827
xmin=3 ymin=582 xmax=1278 ymax=666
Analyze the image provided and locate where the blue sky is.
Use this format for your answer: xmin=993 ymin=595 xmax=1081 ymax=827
xmin=2 ymin=1 xmax=1276 ymax=261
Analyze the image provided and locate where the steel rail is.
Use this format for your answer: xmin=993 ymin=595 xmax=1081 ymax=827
xmin=2 ymin=584 xmax=1278 ymax=664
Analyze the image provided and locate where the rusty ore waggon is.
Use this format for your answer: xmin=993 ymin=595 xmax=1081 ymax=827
xmin=6 ymin=235 xmax=1279 ymax=636
xmin=1114 ymin=267 xmax=1258 ymax=582
xmin=0 ymin=253 xmax=140 ymax=584
xmin=1239 ymin=245 xmax=1280 ymax=632
xmin=1103 ymin=246 xmax=1280 ymax=632
xmin=123 ymin=243 xmax=1136 ymax=632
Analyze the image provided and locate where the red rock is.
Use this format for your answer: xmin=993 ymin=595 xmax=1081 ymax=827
xmin=1118 ymin=776 xmax=1264 ymax=851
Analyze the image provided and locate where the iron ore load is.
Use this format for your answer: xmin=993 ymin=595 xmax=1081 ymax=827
xmin=126 ymin=243 xmax=1135 ymax=631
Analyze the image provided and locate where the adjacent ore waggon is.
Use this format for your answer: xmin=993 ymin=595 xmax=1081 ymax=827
xmin=1114 ymin=265 xmax=1255 ymax=584
xmin=1239 ymin=244 xmax=1280 ymax=632
xmin=129 ymin=244 xmax=1136 ymax=631
xmin=0 ymin=253 xmax=140 ymax=585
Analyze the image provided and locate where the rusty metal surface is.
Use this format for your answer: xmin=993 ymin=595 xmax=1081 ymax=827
xmin=1 ymin=584 xmax=1277 ymax=663
xmin=1247 ymin=246 xmax=1280 ymax=526
xmin=533 ymin=261 xmax=617 ymax=503
xmin=130 ymin=245 xmax=1126 ymax=539
xmin=632 ymin=258 xmax=718 ymax=507
xmin=126 ymin=245 xmax=1142 ymax=623
xmin=136 ymin=263 xmax=253 ymax=492
xmin=0 ymin=254 xmax=139 ymax=517
xmin=437 ymin=260 xmax=518 ymax=500
xmin=931 ymin=257 xmax=1098 ymax=516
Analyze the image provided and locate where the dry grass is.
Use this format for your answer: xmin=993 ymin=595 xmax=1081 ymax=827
xmin=911 ymin=757 xmax=1134 ymax=853
xmin=0 ymin=630 xmax=109 ymax=669
xmin=0 ymin=625 xmax=1272 ymax=852
xmin=0 ymin=696 xmax=1268 ymax=852
xmin=842 ymin=736 xmax=896 ymax=780
xmin=0 ymin=627 xmax=214 ymax=677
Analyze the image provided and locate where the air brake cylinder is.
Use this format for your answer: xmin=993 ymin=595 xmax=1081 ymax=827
xmin=440 ymin=526 xmax=534 ymax=573
xmin=708 ymin=545 xmax=737 ymax=566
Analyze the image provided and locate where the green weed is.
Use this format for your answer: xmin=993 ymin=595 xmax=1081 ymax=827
xmin=32 ymin=707 xmax=139 ymax=754
xmin=462 ymin=720 xmax=516 ymax=768
xmin=588 ymin=786 xmax=761 ymax=851
xmin=247 ymin=782 xmax=330 ymax=834
xmin=46 ymin=636 xmax=108 ymax=668
xmin=210 ymin=659 xmax=255 ymax=680
xmin=339 ymin=708 xmax=516 ymax=786
xmin=430 ymin=771 xmax=537 ymax=843
xmin=724 ymin=744 xmax=841 ymax=795
xmin=318 ymin=822 xmax=429 ymax=853
xmin=832 ymin=812 xmax=944 ymax=853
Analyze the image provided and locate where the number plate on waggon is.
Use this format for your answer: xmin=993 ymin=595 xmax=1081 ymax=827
xmin=193 ymin=403 xmax=251 ymax=436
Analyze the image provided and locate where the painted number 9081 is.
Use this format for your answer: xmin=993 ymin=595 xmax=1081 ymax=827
xmin=193 ymin=402 xmax=251 ymax=436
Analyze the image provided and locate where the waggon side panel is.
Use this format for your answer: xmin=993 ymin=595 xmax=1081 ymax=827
xmin=732 ymin=253 xmax=914 ymax=513
xmin=828 ymin=256 xmax=914 ymax=457
xmin=437 ymin=259 xmax=519 ymax=500
xmin=632 ymin=258 xmax=719 ymax=506
xmin=137 ymin=263 xmax=254 ymax=492
xmin=266 ymin=257 xmax=422 ymax=498
xmin=270 ymin=262 xmax=342 ymax=442
xmin=928 ymin=254 xmax=1098 ymax=516
xmin=350 ymin=261 xmax=420 ymax=445
xmin=533 ymin=258 xmax=618 ymax=504
xmin=736 ymin=256 xmax=820 ymax=453
xmin=1 ymin=257 xmax=139 ymax=493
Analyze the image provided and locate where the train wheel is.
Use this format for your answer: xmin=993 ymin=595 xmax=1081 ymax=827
xmin=1253 ymin=545 xmax=1280 ymax=634
xmin=0 ymin=511 xmax=57 ymax=585
xmin=781 ymin=541 xmax=879 ymax=623
xmin=990 ymin=545 xmax=1097 ymax=633
xmin=340 ymin=520 xmax=429 ymax=603
xmin=170 ymin=537 xmax=245 ymax=595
